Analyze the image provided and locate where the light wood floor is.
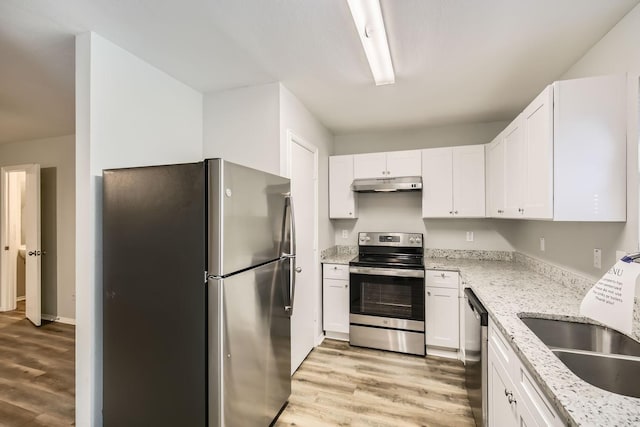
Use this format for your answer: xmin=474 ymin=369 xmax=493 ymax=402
xmin=275 ymin=340 xmax=475 ymax=427
xmin=0 ymin=301 xmax=75 ymax=426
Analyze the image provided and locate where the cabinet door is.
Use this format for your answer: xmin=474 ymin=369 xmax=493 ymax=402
xmin=421 ymin=148 xmax=453 ymax=217
xmin=489 ymin=346 xmax=519 ymax=427
xmin=386 ymin=150 xmax=422 ymax=177
xmin=323 ymin=278 xmax=349 ymax=334
xmin=452 ymin=145 xmax=486 ymax=217
xmin=522 ymin=85 xmax=553 ymax=219
xmin=503 ymin=115 xmax=525 ymax=218
xmin=486 ymin=135 xmax=506 ymax=217
xmin=329 ymin=155 xmax=358 ymax=219
xmin=425 ymin=286 xmax=459 ymax=349
xmin=353 ymin=152 xmax=386 ymax=179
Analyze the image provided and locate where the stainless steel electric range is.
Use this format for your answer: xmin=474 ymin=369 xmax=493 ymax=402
xmin=349 ymin=232 xmax=425 ymax=356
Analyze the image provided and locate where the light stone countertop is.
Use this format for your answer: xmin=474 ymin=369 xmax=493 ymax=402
xmin=425 ymin=257 xmax=640 ymax=427
xmin=320 ymin=245 xmax=357 ymax=265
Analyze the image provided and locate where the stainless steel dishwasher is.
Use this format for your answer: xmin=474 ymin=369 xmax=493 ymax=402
xmin=464 ymin=288 xmax=488 ymax=427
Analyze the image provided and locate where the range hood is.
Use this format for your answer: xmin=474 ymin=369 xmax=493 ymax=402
xmin=351 ymin=176 xmax=422 ymax=193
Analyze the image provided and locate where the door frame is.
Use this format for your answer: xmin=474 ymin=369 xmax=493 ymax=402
xmin=0 ymin=164 xmax=32 ymax=312
xmin=282 ymin=130 xmax=321 ymax=345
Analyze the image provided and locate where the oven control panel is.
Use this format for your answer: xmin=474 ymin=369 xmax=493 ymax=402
xmin=358 ymin=232 xmax=423 ymax=247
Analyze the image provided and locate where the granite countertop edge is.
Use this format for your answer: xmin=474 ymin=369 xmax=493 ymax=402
xmin=424 ymin=257 xmax=640 ymax=427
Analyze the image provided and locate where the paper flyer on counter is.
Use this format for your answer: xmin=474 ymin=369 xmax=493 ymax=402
xmin=580 ymin=260 xmax=640 ymax=335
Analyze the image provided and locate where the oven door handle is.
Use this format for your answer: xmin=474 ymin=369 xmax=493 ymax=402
xmin=349 ymin=266 xmax=425 ymax=278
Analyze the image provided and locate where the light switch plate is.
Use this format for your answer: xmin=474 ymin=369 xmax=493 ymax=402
xmin=342 ymin=229 xmax=348 ymax=239
xmin=593 ymin=248 xmax=602 ymax=269
xmin=539 ymin=237 xmax=545 ymax=252
xmin=466 ymin=231 xmax=474 ymax=242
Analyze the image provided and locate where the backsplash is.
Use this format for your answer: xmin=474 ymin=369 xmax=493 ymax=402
xmin=425 ymin=248 xmax=513 ymax=261
xmin=321 ymin=245 xmax=357 ymax=259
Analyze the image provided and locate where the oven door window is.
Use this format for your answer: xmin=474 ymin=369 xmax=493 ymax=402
xmin=350 ymin=273 xmax=425 ymax=321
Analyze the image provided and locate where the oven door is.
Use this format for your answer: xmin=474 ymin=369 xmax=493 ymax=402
xmin=349 ymin=266 xmax=425 ymax=331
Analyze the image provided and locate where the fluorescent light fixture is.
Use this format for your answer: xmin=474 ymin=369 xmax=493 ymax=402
xmin=347 ymin=0 xmax=395 ymax=86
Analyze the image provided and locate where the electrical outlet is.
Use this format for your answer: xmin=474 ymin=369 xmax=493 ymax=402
xmin=466 ymin=231 xmax=474 ymax=242
xmin=539 ymin=237 xmax=545 ymax=252
xmin=593 ymin=248 xmax=602 ymax=269
xmin=341 ymin=229 xmax=348 ymax=239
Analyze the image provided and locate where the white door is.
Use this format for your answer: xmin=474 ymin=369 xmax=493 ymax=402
xmin=24 ymin=164 xmax=41 ymax=326
xmin=290 ymin=141 xmax=316 ymax=374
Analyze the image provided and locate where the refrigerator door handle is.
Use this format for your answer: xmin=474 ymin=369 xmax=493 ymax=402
xmin=280 ymin=193 xmax=296 ymax=315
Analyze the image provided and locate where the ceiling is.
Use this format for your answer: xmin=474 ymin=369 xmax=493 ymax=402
xmin=1 ymin=0 xmax=638 ymax=144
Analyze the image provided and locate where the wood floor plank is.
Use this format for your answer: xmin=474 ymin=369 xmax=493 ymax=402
xmin=0 ymin=302 xmax=75 ymax=426
xmin=276 ymin=340 xmax=475 ymax=427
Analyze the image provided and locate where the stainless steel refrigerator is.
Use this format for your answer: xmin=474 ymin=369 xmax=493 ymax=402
xmin=103 ymin=159 xmax=295 ymax=426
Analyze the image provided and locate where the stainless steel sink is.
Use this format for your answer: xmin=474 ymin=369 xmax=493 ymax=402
xmin=520 ymin=317 xmax=640 ymax=357
xmin=520 ymin=316 xmax=640 ymax=398
xmin=552 ymin=350 xmax=640 ymax=398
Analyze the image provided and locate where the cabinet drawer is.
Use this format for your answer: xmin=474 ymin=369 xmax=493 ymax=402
xmin=425 ymin=270 xmax=459 ymax=288
xmin=323 ymin=263 xmax=349 ymax=280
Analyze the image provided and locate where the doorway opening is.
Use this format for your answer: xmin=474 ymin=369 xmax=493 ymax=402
xmin=0 ymin=164 xmax=42 ymax=326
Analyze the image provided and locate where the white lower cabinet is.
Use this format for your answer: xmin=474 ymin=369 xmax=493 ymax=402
xmin=425 ymin=270 xmax=460 ymax=356
xmin=322 ymin=264 xmax=349 ymax=339
xmin=488 ymin=319 xmax=565 ymax=427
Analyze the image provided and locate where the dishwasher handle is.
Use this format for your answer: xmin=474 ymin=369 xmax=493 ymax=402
xmin=464 ymin=288 xmax=488 ymax=326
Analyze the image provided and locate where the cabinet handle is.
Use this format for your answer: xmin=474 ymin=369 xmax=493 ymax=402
xmin=454 ymin=210 xmax=458 ymax=215
xmin=345 ymin=284 xmax=348 ymax=288
xmin=440 ymin=273 xmax=446 ymax=278
xmin=348 ymin=212 xmax=352 ymax=216
xmin=427 ymin=291 xmax=431 ymax=296
xmin=449 ymin=211 xmax=453 ymax=214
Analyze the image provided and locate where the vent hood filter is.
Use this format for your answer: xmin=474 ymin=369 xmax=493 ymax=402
xmin=351 ymin=176 xmax=422 ymax=193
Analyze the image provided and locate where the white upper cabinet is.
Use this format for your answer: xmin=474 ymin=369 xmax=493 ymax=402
xmin=385 ymin=150 xmax=422 ymax=177
xmin=329 ymin=155 xmax=358 ymax=219
xmin=502 ymin=115 xmax=526 ymax=218
xmin=353 ymin=150 xmax=421 ymax=179
xmin=422 ymin=145 xmax=485 ymax=218
xmin=522 ymin=85 xmax=554 ymax=219
xmin=553 ymin=74 xmax=626 ymax=222
xmin=421 ymin=148 xmax=453 ymax=217
xmin=353 ymin=152 xmax=386 ymax=179
xmin=485 ymin=74 xmax=626 ymax=222
xmin=486 ymin=132 xmax=505 ymax=217
xmin=452 ymin=146 xmax=486 ymax=217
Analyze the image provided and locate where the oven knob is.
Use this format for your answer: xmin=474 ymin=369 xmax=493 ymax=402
xmin=409 ymin=237 xmax=415 ymax=243
xmin=416 ymin=237 xmax=422 ymax=244
xmin=365 ymin=236 xmax=371 ymax=241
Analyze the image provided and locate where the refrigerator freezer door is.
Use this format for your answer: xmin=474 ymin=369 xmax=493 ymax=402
xmin=103 ymin=162 xmax=207 ymax=426
xmin=208 ymin=159 xmax=290 ymax=276
xmin=208 ymin=259 xmax=291 ymax=427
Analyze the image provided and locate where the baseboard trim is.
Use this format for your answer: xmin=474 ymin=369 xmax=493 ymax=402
xmin=324 ymin=331 xmax=349 ymax=342
xmin=42 ymin=314 xmax=76 ymax=326
xmin=16 ymin=296 xmax=25 ymax=302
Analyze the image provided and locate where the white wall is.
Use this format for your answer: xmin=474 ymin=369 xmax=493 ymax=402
xmin=334 ymin=121 xmax=508 ymax=154
xmin=332 ymin=121 xmax=514 ymax=251
xmin=0 ymin=134 xmax=76 ymax=320
xmin=203 ymin=83 xmax=280 ymax=175
xmin=499 ymin=3 xmax=640 ymax=277
xmin=76 ymin=32 xmax=203 ymax=427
